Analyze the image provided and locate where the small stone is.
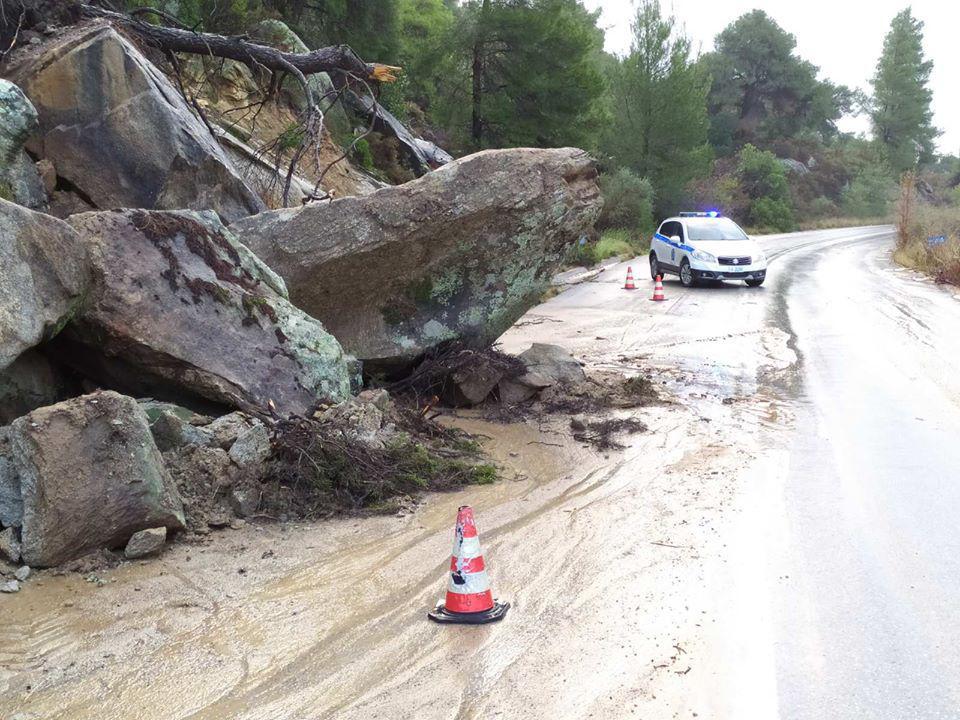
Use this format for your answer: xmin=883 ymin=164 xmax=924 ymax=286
xmin=14 ymin=565 xmax=30 ymax=582
xmin=569 ymin=416 xmax=587 ymax=432
xmin=228 ymin=422 xmax=271 ymax=467
xmin=0 ymin=579 xmax=19 ymax=593
xmin=229 ymin=488 xmax=259 ymax=518
xmin=0 ymin=527 xmax=21 ymax=563
xmin=124 ymin=527 xmax=167 ymax=559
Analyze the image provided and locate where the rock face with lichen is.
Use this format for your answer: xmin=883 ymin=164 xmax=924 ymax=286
xmin=7 ymin=25 xmax=264 ymax=222
xmin=4 ymin=391 xmax=185 ymax=568
xmin=58 ymin=209 xmax=351 ymax=415
xmin=232 ymin=147 xmax=602 ymax=372
xmin=0 ymin=198 xmax=89 ymax=373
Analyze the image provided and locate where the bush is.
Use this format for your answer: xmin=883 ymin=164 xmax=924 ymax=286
xmin=737 ymin=144 xmax=791 ymax=202
xmin=842 ymin=166 xmax=896 ymax=218
xmin=749 ymin=197 xmax=795 ymax=233
xmin=594 ymin=230 xmax=635 ymax=260
xmin=598 ymin=169 xmax=655 ymax=235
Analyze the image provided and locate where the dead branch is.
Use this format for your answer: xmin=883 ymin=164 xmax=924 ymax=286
xmin=76 ymin=4 xmax=399 ymax=84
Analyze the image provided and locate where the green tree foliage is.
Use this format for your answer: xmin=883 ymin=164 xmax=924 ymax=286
xmin=871 ymin=9 xmax=938 ymax=174
xmin=597 ymin=169 xmax=655 ymax=234
xmin=455 ymin=0 xmax=607 ymax=150
xmin=601 ymin=0 xmax=710 ymax=215
xmin=737 ymin=144 xmax=795 ymax=231
xmin=842 ymin=165 xmax=896 ymax=217
xmin=702 ymin=10 xmax=850 ymax=154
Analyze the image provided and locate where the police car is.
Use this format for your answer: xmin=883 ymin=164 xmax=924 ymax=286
xmin=649 ymin=212 xmax=767 ymax=287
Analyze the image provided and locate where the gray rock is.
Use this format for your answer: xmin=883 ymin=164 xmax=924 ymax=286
xmin=14 ymin=565 xmax=30 ymax=581
xmin=228 ymin=422 xmax=271 ymax=467
xmin=124 ymin=526 xmax=167 ymax=559
xmin=778 ymin=158 xmax=810 ymax=175
xmin=0 ymin=526 xmax=21 ymax=563
xmin=519 ymin=343 xmax=585 ymax=386
xmin=148 ymin=408 xmax=211 ymax=453
xmin=0 ymin=79 xmax=37 ymax=168
xmin=1 ymin=579 xmax=19 ymax=593
xmin=0 ymin=428 xmax=23 ymax=528
xmin=202 ymin=412 xmax=255 ymax=449
xmin=9 ymin=26 xmax=264 ymax=223
xmin=7 ymin=391 xmax=185 ymax=567
xmin=318 ymin=397 xmax=388 ymax=448
xmin=232 ymin=148 xmax=601 ymax=372
xmin=450 ymin=359 xmax=505 ymax=406
xmin=229 ymin=488 xmax=259 ymax=518
xmin=497 ymin=371 xmax=553 ymax=404
xmin=62 ymin=209 xmax=351 ymax=416
xmin=0 ymin=198 xmax=90 ymax=372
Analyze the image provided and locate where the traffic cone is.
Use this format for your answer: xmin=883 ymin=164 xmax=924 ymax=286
xmin=624 ymin=266 xmax=637 ymax=290
xmin=428 ymin=505 xmax=510 ymax=624
xmin=651 ymin=275 xmax=665 ymax=302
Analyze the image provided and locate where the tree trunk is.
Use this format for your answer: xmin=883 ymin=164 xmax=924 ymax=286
xmin=471 ymin=0 xmax=491 ymax=146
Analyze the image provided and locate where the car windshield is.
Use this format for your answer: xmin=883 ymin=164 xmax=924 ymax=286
xmin=685 ymin=218 xmax=749 ymax=241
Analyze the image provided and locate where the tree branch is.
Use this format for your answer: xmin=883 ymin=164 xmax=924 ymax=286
xmin=76 ymin=4 xmax=400 ymax=83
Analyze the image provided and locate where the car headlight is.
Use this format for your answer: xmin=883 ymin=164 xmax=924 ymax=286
xmin=692 ymin=249 xmax=717 ymax=263
xmin=754 ymin=250 xmax=767 ymax=264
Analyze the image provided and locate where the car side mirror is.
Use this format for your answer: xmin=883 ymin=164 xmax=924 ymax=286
xmin=670 ymin=235 xmax=681 ymax=244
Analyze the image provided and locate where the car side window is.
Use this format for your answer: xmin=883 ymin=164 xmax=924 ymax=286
xmin=657 ymin=222 xmax=670 ymax=238
xmin=675 ymin=223 xmax=685 ymax=242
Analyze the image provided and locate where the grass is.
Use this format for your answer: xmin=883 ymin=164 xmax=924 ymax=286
xmin=566 ymin=228 xmax=651 ymax=268
xmin=895 ymin=203 xmax=960 ymax=285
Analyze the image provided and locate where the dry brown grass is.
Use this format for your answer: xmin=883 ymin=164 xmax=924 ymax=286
xmin=894 ymin=201 xmax=960 ymax=285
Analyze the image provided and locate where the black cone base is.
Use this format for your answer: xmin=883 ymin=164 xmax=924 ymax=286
xmin=428 ymin=600 xmax=510 ymax=624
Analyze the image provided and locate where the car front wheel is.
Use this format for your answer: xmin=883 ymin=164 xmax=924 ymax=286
xmin=679 ymin=259 xmax=695 ymax=287
xmin=746 ymin=277 xmax=765 ymax=287
xmin=649 ymin=253 xmax=661 ymax=280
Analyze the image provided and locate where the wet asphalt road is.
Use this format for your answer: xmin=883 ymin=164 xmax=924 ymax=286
xmin=673 ymin=225 xmax=960 ymax=719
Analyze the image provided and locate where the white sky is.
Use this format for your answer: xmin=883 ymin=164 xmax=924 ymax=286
xmin=583 ymin=0 xmax=960 ymax=155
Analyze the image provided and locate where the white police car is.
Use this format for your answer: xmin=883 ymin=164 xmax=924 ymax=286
xmin=649 ymin=212 xmax=767 ymax=287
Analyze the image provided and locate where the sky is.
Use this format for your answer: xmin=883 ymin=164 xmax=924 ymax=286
xmin=582 ymin=0 xmax=960 ymax=155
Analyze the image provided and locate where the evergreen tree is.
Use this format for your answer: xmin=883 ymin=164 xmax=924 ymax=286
xmin=871 ymin=9 xmax=939 ymax=173
xmin=702 ymin=10 xmax=849 ymax=154
xmin=461 ymin=0 xmax=607 ymax=150
xmin=601 ymin=0 xmax=710 ymax=214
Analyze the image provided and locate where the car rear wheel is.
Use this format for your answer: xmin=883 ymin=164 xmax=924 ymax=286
xmin=745 ymin=277 xmax=765 ymax=287
xmin=679 ymin=259 xmax=695 ymax=287
xmin=649 ymin=253 xmax=661 ymax=280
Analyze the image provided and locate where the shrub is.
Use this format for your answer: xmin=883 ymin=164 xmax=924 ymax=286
xmin=598 ymin=168 xmax=655 ymax=235
xmin=749 ymin=197 xmax=795 ymax=233
xmin=594 ymin=230 xmax=635 ymax=260
xmin=842 ymin=166 xmax=896 ymax=218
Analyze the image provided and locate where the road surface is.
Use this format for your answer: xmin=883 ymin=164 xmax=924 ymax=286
xmin=3 ymin=224 xmax=959 ymax=719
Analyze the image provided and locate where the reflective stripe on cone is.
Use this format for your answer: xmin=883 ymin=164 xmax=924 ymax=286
xmin=428 ymin=505 xmax=510 ymax=624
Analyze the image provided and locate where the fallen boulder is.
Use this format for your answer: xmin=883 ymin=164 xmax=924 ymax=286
xmin=517 ymin=343 xmax=585 ymax=386
xmin=4 ymin=391 xmax=185 ymax=567
xmin=8 ymin=25 xmax=264 ymax=222
xmin=0 ymin=198 xmax=89 ymax=372
xmin=60 ymin=209 xmax=351 ymax=416
xmin=232 ymin=147 xmax=601 ymax=372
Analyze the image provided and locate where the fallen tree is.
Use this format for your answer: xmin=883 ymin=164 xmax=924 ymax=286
xmin=71 ymin=3 xmax=402 ymax=204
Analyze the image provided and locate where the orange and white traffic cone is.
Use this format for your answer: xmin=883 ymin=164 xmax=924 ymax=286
xmin=624 ymin=266 xmax=637 ymax=290
xmin=428 ymin=505 xmax=510 ymax=624
xmin=651 ymin=275 xmax=665 ymax=302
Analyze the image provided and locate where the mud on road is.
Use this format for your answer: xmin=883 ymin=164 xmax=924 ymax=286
xmin=1 ymin=228 xmax=813 ymax=720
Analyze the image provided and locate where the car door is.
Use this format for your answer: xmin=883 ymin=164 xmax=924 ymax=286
xmin=657 ymin=221 xmax=681 ymax=271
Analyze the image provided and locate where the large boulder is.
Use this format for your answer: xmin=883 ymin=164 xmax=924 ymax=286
xmin=60 ymin=209 xmax=351 ymax=415
xmin=0 ymin=79 xmax=46 ymax=210
xmin=8 ymin=25 xmax=264 ymax=222
xmin=3 ymin=391 xmax=185 ymax=567
xmin=0 ymin=198 xmax=89 ymax=371
xmin=232 ymin=147 xmax=601 ymax=371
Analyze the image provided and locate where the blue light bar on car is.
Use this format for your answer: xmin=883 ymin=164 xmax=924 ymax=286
xmin=678 ymin=211 xmax=722 ymax=218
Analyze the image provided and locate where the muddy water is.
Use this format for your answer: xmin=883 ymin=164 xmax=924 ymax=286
xmin=0 ymin=228 xmax=866 ymax=720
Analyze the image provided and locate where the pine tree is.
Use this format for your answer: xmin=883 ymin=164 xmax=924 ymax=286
xmin=871 ymin=9 xmax=939 ymax=173
xmin=602 ymin=0 xmax=710 ymax=214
